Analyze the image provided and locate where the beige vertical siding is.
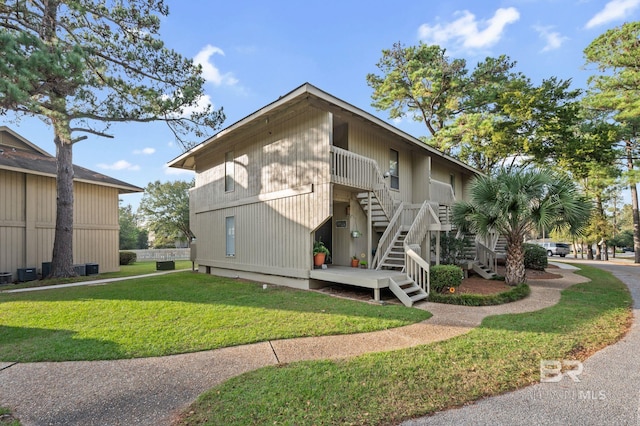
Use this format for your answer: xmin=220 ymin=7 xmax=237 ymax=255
xmin=73 ymin=182 xmax=120 ymax=272
xmin=0 ymin=170 xmax=26 ymax=276
xmin=346 ymin=120 xmax=415 ymax=203
xmin=191 ymin=107 xmax=332 ymax=278
xmin=0 ymin=170 xmax=121 ymax=278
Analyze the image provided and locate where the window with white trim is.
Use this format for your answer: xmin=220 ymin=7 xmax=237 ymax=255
xmin=389 ymin=149 xmax=399 ymax=190
xmin=225 ymin=216 xmax=235 ymax=257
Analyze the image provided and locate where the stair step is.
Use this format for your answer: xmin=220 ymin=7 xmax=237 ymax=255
xmin=410 ymin=293 xmax=428 ymax=302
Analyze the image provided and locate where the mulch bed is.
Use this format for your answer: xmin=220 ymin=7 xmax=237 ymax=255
xmin=459 ymin=264 xmax=562 ymax=295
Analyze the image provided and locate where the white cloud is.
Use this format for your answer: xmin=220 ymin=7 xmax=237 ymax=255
xmin=586 ymin=0 xmax=640 ymax=29
xmin=180 ymin=93 xmax=214 ymax=117
xmin=133 ymin=147 xmax=156 ymax=155
xmin=533 ymin=25 xmax=569 ymax=52
xmin=97 ymin=160 xmax=140 ymax=171
xmin=164 ymin=164 xmax=195 ymax=176
xmin=194 ymin=44 xmax=238 ymax=86
xmin=418 ymin=8 xmax=520 ymax=50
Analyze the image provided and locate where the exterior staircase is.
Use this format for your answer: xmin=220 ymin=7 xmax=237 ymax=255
xmin=388 ymin=274 xmax=428 ymax=306
xmin=356 ymin=192 xmax=390 ymax=232
xmin=376 ymin=230 xmax=407 ymax=271
xmin=471 ymin=262 xmax=497 ymax=279
xmin=455 ymin=232 xmax=505 ymax=279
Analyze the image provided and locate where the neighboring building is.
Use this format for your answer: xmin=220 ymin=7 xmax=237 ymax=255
xmin=168 ymin=83 xmax=481 ymax=306
xmin=0 ymin=127 xmax=143 ymax=281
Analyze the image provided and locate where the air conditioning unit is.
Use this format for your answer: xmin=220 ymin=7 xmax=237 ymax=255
xmin=0 ymin=272 xmax=12 ymax=284
xmin=42 ymin=262 xmax=52 ymax=279
xmin=73 ymin=264 xmax=86 ymax=276
xmin=18 ymin=267 xmax=37 ymax=282
xmin=85 ymin=263 xmax=99 ymax=275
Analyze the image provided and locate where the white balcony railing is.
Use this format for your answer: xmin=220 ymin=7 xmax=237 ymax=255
xmin=330 ymin=146 xmax=396 ymax=220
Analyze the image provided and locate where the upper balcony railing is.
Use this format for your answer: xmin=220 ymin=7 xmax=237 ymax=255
xmin=330 ymin=145 xmax=396 ymax=220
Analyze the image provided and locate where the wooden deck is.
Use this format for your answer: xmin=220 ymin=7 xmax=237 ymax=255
xmin=309 ymin=266 xmax=405 ymax=302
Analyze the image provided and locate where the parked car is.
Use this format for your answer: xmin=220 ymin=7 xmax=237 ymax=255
xmin=534 ymin=241 xmax=570 ymax=257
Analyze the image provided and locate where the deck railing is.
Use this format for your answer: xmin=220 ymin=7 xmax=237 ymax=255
xmin=372 ymin=203 xmax=405 ymax=269
xmin=430 ymin=179 xmax=456 ymax=228
xmin=405 ymin=247 xmax=430 ymax=295
xmin=402 ymin=201 xmax=441 ymax=295
xmin=372 ymin=203 xmax=423 ymax=269
xmin=477 ymin=241 xmax=498 ymax=272
xmin=330 ymin=146 xmax=396 ymax=220
xmin=430 ymin=179 xmax=456 ymax=206
xmin=404 ymin=201 xmax=440 ymax=247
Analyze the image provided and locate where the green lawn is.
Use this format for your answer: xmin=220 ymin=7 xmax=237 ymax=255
xmin=178 ymin=264 xmax=632 ymax=426
xmin=0 ymin=272 xmax=430 ymax=362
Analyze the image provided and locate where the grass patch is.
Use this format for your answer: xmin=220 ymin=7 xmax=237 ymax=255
xmin=0 ymin=407 xmax=20 ymax=426
xmin=1 ymin=260 xmax=194 ymax=290
xmin=428 ymin=283 xmax=530 ymax=306
xmin=178 ymin=264 xmax=632 ymax=426
xmin=0 ymin=272 xmax=430 ymax=362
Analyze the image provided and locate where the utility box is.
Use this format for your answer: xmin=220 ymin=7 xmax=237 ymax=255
xmin=18 ymin=267 xmax=37 ymax=282
xmin=42 ymin=262 xmax=52 ymax=279
xmin=0 ymin=272 xmax=12 ymax=284
xmin=156 ymin=260 xmax=175 ymax=271
xmin=73 ymin=264 xmax=86 ymax=276
xmin=85 ymin=263 xmax=99 ymax=275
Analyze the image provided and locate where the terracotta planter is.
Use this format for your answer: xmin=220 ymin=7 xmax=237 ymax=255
xmin=351 ymin=259 xmax=359 ymax=267
xmin=314 ymin=253 xmax=326 ymax=266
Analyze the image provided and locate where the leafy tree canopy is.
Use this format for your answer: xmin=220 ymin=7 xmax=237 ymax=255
xmin=138 ymin=179 xmax=194 ymax=248
xmin=0 ymin=1 xmax=223 ymax=276
xmin=367 ymin=42 xmax=582 ymax=174
xmin=119 ymin=203 xmax=148 ymax=250
xmin=0 ymin=0 xmax=224 ymax=147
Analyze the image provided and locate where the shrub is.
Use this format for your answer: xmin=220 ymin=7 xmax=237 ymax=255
xmin=524 ymin=243 xmax=548 ymax=271
xmin=119 ymin=251 xmax=137 ymax=265
xmin=432 ymin=233 xmax=468 ymax=265
xmin=430 ymin=264 xmax=463 ymax=293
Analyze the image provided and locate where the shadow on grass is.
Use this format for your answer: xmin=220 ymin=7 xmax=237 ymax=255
xmin=0 ymin=325 xmax=125 ymax=362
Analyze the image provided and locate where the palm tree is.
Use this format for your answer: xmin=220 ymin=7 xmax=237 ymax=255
xmin=453 ymin=168 xmax=592 ymax=286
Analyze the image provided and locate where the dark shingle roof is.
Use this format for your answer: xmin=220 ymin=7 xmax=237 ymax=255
xmin=0 ymin=146 xmax=143 ymax=194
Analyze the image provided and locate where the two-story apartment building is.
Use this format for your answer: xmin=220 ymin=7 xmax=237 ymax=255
xmin=168 ymin=84 xmax=481 ymax=306
xmin=0 ymin=127 xmax=143 ymax=281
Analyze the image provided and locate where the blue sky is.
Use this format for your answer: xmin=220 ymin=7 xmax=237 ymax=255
xmin=5 ymin=0 xmax=640 ymax=210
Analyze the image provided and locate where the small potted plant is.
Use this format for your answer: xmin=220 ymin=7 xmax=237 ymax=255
xmin=359 ymin=260 xmax=368 ymax=269
xmin=313 ymin=240 xmax=330 ymax=267
xmin=351 ymin=254 xmax=359 ymax=268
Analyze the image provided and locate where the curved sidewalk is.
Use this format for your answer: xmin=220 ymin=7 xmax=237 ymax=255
xmin=0 ymin=265 xmax=587 ymax=425
xmin=403 ymin=259 xmax=640 ymax=426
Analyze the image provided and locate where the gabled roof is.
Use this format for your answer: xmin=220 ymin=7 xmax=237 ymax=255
xmin=0 ymin=128 xmax=143 ymax=194
xmin=168 ymin=82 xmax=481 ymax=176
xmin=0 ymin=126 xmax=52 ymax=156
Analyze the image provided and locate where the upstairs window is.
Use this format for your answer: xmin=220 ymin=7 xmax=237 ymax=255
xmin=389 ymin=149 xmax=399 ymax=190
xmin=225 ymin=151 xmax=235 ymax=192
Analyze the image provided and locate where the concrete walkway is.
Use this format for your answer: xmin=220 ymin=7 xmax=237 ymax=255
xmin=403 ymin=259 xmax=640 ymax=426
xmin=0 ymin=262 xmax=619 ymax=425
